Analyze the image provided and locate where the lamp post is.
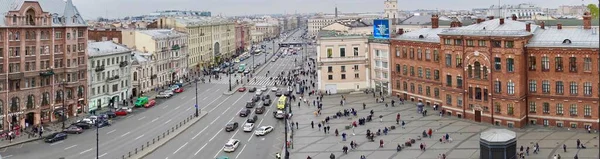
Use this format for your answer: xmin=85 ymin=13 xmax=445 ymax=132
xmin=137 ymin=67 xmax=142 ymax=97
xmin=228 ymin=59 xmax=232 ymax=92
xmin=195 ymin=77 xmax=199 ymax=117
xmin=284 ymin=102 xmax=290 ymax=159
xmin=61 ymin=79 xmax=66 ymax=129
xmin=96 ymin=116 xmax=99 ymax=159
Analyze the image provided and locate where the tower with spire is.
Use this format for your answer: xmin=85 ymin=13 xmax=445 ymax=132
xmin=384 ymin=0 xmax=398 ymax=24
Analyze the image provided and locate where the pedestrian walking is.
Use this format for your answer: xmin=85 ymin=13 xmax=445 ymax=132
xmin=318 ymin=123 xmax=322 ymax=130
xmin=296 ymin=122 xmax=299 ymax=129
xmin=311 ymin=121 xmax=314 ymax=129
xmin=379 ymin=115 xmax=383 ymax=122
xmin=563 ymin=144 xmax=567 ymax=152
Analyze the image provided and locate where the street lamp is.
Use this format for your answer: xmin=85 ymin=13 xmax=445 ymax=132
xmin=228 ymin=59 xmax=232 ymax=92
xmin=60 ymin=79 xmax=66 ymax=129
xmin=137 ymin=67 xmax=142 ymax=97
xmin=195 ymin=78 xmax=199 ymax=117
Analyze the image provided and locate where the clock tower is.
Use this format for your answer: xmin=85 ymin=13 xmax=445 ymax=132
xmin=384 ymin=0 xmax=398 ymax=24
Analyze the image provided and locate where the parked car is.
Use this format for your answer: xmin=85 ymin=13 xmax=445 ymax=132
xmin=96 ymin=120 xmax=111 ymax=128
xmin=119 ymin=107 xmax=133 ymax=113
xmin=115 ymin=109 xmax=128 ymax=116
xmin=255 ymin=105 xmax=265 ymax=114
xmin=144 ymin=100 xmax=156 ymax=108
xmin=248 ymin=87 xmax=257 ymax=92
xmin=260 ymin=86 xmax=268 ymax=91
xmin=237 ymin=87 xmax=247 ymax=92
xmin=245 ymin=101 xmax=256 ymax=108
xmin=255 ymin=90 xmax=263 ymax=96
xmin=174 ymin=87 xmax=184 ymax=93
xmin=271 ymin=87 xmax=278 ymax=92
xmin=71 ymin=122 xmax=92 ymax=129
xmin=156 ymin=92 xmax=172 ymax=98
xmin=263 ymin=99 xmax=272 ymax=106
xmin=44 ymin=132 xmax=68 ymax=143
xmin=252 ymin=96 xmax=260 ymax=102
xmin=63 ymin=125 xmax=83 ymax=134
xmin=262 ymin=95 xmax=271 ymax=101
xmin=247 ymin=115 xmax=258 ymax=123
xmin=225 ymin=122 xmax=239 ymax=132
xmin=100 ymin=111 xmax=117 ymax=119
xmin=239 ymin=108 xmax=251 ymax=117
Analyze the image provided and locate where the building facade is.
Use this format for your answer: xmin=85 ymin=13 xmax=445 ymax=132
xmin=254 ymin=23 xmax=280 ymax=40
xmin=390 ymin=14 xmax=599 ymax=129
xmin=87 ymin=41 xmax=132 ymax=112
xmin=317 ymin=31 xmax=369 ymax=94
xmin=88 ymin=28 xmax=122 ymax=43
xmin=235 ymin=22 xmax=251 ymax=54
xmin=368 ymin=38 xmax=392 ymax=96
xmin=131 ymin=52 xmax=154 ymax=97
xmin=0 ymin=0 xmax=89 ymax=129
xmin=122 ymin=29 xmax=188 ymax=95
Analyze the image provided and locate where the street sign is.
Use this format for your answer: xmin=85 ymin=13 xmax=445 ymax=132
xmin=195 ymin=104 xmax=198 ymax=108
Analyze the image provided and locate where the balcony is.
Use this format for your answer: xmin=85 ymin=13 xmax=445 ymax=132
xmin=64 ymin=81 xmax=79 ymax=88
xmin=95 ymin=65 xmax=105 ymax=72
xmin=171 ymin=45 xmax=181 ymax=51
xmin=320 ymin=56 xmax=367 ymax=63
xmin=106 ymin=75 xmax=120 ymax=82
xmin=119 ymin=61 xmax=128 ymax=67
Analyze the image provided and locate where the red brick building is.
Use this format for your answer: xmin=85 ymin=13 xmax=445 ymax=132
xmin=391 ymin=14 xmax=599 ymax=129
xmin=88 ymin=28 xmax=122 ymax=44
xmin=0 ymin=0 xmax=89 ymax=130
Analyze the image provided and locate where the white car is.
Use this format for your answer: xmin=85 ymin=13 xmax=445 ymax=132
xmin=254 ymin=126 xmax=274 ymax=136
xmin=271 ymin=59 xmax=276 ymax=62
xmin=77 ymin=118 xmax=95 ymax=125
xmin=260 ymin=86 xmax=268 ymax=91
xmin=255 ymin=90 xmax=263 ymax=96
xmin=223 ymin=139 xmax=240 ymax=152
xmin=119 ymin=107 xmax=133 ymax=113
xmin=243 ymin=123 xmax=255 ymax=132
xmin=156 ymin=92 xmax=172 ymax=98
xmin=271 ymin=87 xmax=278 ymax=92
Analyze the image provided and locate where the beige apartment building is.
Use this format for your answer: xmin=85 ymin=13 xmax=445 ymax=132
xmin=316 ymin=31 xmax=369 ymax=94
xmin=254 ymin=23 xmax=280 ymax=40
xmin=156 ymin=17 xmax=235 ymax=71
xmin=368 ymin=38 xmax=391 ymax=95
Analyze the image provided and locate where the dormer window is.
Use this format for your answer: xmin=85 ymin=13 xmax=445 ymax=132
xmin=562 ymin=39 xmax=572 ymax=44
xmin=12 ymin=15 xmax=17 ymax=25
xmin=26 ymin=9 xmax=35 ymax=25
xmin=72 ymin=16 xmax=76 ymax=23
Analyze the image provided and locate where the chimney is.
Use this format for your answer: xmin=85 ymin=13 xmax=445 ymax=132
xmin=525 ymin=23 xmax=531 ymax=32
xmin=557 ymin=23 xmax=563 ymax=30
xmin=476 ymin=18 xmax=483 ymax=24
xmin=583 ymin=11 xmax=592 ymax=29
xmin=488 ymin=16 xmax=494 ymax=20
xmin=540 ymin=21 xmax=545 ymax=29
xmin=397 ymin=28 xmax=404 ymax=35
xmin=499 ymin=18 xmax=504 ymax=25
xmin=431 ymin=14 xmax=439 ymax=29
xmin=511 ymin=14 xmax=517 ymax=21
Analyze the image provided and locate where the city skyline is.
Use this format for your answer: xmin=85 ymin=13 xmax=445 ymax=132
xmin=74 ymin=0 xmax=598 ymax=19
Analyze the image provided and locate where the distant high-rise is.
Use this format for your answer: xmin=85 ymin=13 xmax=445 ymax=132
xmin=335 ymin=6 xmax=338 ymax=18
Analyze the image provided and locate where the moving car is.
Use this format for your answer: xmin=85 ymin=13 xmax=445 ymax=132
xmin=263 ymin=99 xmax=272 ymax=106
xmin=242 ymin=123 xmax=255 ymax=132
xmin=63 ymin=125 xmax=83 ymax=134
xmin=260 ymin=86 xmax=268 ymax=91
xmin=254 ymin=126 xmax=274 ymax=136
xmin=262 ymin=94 xmax=271 ymax=101
xmin=44 ymin=132 xmax=68 ymax=143
xmin=115 ymin=109 xmax=128 ymax=116
xmin=223 ymin=139 xmax=240 ymax=152
xmin=119 ymin=107 xmax=133 ymax=113
xmin=247 ymin=115 xmax=258 ymax=123
xmin=271 ymin=59 xmax=276 ymax=62
xmin=239 ymin=108 xmax=251 ymax=117
xmin=245 ymin=101 xmax=255 ymax=108
xmin=156 ymin=92 xmax=173 ymax=98
xmin=275 ymin=91 xmax=283 ymax=97
xmin=96 ymin=120 xmax=111 ymax=128
xmin=251 ymin=96 xmax=260 ymax=102
xmin=99 ymin=111 xmax=117 ymax=119
xmin=237 ymin=87 xmax=247 ymax=92
xmin=225 ymin=122 xmax=239 ymax=132
xmin=248 ymin=87 xmax=257 ymax=92
xmin=274 ymin=110 xmax=285 ymax=119
xmin=255 ymin=90 xmax=263 ymax=96
xmin=255 ymin=105 xmax=265 ymax=114
xmin=144 ymin=100 xmax=156 ymax=108
xmin=271 ymin=87 xmax=278 ymax=92
xmin=134 ymin=97 xmax=149 ymax=107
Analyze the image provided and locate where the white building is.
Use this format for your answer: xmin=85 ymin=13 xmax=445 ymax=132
xmin=487 ymin=3 xmax=544 ymax=19
xmin=87 ymin=41 xmax=133 ymax=111
xmin=131 ymin=52 xmax=155 ymax=97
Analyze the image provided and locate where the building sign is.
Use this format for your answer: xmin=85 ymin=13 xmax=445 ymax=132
xmin=373 ymin=19 xmax=390 ymax=39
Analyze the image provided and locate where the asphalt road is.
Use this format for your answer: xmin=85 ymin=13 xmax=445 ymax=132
xmin=146 ymin=29 xmax=307 ymax=159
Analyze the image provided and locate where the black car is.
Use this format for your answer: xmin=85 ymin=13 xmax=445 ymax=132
xmin=252 ymin=96 xmax=260 ymax=102
xmin=247 ymin=115 xmax=258 ymax=123
xmin=275 ymin=91 xmax=283 ymax=97
xmin=249 ymin=87 xmax=257 ymax=92
xmin=255 ymin=105 xmax=265 ymax=114
xmin=239 ymin=108 xmax=251 ymax=117
xmin=263 ymin=99 xmax=272 ymax=106
xmin=225 ymin=122 xmax=239 ymax=132
xmin=44 ymin=132 xmax=68 ymax=143
xmin=262 ymin=95 xmax=271 ymax=101
xmin=72 ymin=122 xmax=92 ymax=129
xmin=245 ymin=101 xmax=256 ymax=108
xmin=96 ymin=120 xmax=111 ymax=128
xmin=100 ymin=111 xmax=117 ymax=119
xmin=283 ymin=91 xmax=290 ymax=96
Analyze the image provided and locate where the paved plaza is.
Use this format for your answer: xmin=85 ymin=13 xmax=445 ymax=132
xmin=288 ymin=93 xmax=600 ymax=159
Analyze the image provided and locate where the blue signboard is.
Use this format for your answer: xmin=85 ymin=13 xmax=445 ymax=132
xmin=373 ymin=19 xmax=390 ymax=39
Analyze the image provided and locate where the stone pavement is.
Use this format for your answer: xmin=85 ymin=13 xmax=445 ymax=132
xmin=287 ymin=93 xmax=600 ymax=159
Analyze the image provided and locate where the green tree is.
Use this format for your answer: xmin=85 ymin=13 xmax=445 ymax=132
xmin=587 ymin=4 xmax=599 ymax=18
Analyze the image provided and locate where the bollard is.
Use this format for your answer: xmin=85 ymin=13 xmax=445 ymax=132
xmin=147 ymin=141 xmax=149 ymax=147
xmin=122 ymin=155 xmax=125 ymax=159
xmin=142 ymin=145 xmax=144 ymax=150
xmin=128 ymin=152 xmax=131 ymax=157
xmin=172 ymin=127 xmax=174 ymax=132
xmin=153 ymin=138 xmax=156 ymax=144
xmin=162 ymin=133 xmax=165 ymax=138
xmin=135 ymin=148 xmax=137 ymax=154
xmin=167 ymin=131 xmax=170 ymax=135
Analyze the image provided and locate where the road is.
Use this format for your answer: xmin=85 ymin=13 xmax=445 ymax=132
xmin=147 ymin=29 xmax=307 ymax=159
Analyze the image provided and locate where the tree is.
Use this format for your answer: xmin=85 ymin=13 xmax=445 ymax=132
xmin=587 ymin=4 xmax=599 ymax=18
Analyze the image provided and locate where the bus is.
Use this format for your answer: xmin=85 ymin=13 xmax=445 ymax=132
xmin=277 ymin=96 xmax=287 ymax=110
xmin=238 ymin=64 xmax=246 ymax=73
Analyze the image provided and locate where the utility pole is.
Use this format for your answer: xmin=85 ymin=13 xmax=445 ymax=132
xmin=228 ymin=59 xmax=232 ymax=92
xmin=61 ymin=79 xmax=66 ymax=129
xmin=195 ymin=77 xmax=199 ymax=117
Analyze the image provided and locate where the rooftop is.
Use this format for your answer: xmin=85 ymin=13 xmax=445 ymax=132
xmin=138 ymin=29 xmax=186 ymax=39
xmin=131 ymin=51 xmax=151 ymax=65
xmin=88 ymin=41 xmax=131 ymax=57
xmin=174 ymin=17 xmax=234 ymax=27
xmin=0 ymin=0 xmax=86 ymax=27
xmin=318 ymin=30 xmax=366 ymax=39
xmin=335 ymin=19 xmax=371 ymax=28
xmin=439 ymin=18 xmax=537 ymax=36
xmin=480 ymin=129 xmax=516 ymax=143
xmin=394 ymin=28 xmax=446 ymax=43
xmin=528 ymin=27 xmax=599 ymax=48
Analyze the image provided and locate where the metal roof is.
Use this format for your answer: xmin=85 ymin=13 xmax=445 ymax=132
xmin=138 ymin=29 xmax=186 ymax=39
xmin=480 ymin=129 xmax=516 ymax=142
xmin=88 ymin=41 xmax=131 ymax=57
xmin=393 ymin=28 xmax=445 ymax=43
xmin=0 ymin=0 xmax=86 ymax=27
xmin=527 ymin=27 xmax=599 ymax=48
xmin=439 ymin=19 xmax=536 ymax=36
xmin=131 ymin=51 xmax=151 ymax=65
xmin=174 ymin=17 xmax=234 ymax=27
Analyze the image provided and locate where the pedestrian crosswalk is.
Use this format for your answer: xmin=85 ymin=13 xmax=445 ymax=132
xmin=204 ymin=76 xmax=242 ymax=85
xmin=245 ymin=76 xmax=277 ymax=86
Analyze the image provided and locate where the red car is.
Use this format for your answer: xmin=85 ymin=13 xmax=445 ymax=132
xmin=238 ymin=87 xmax=247 ymax=92
xmin=115 ymin=109 xmax=128 ymax=116
xmin=144 ymin=100 xmax=156 ymax=108
xmin=174 ymin=87 xmax=184 ymax=93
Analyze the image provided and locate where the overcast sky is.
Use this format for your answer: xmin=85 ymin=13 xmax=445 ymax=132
xmin=72 ymin=0 xmax=597 ymax=19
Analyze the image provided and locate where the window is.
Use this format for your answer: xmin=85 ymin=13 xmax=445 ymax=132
xmin=410 ymin=83 xmax=415 ymax=92
xmin=327 ymin=66 xmax=332 ymax=73
xmin=354 ymin=73 xmax=359 ymax=79
xmin=505 ymin=41 xmax=514 ymax=48
xmin=434 ymin=88 xmax=440 ymax=98
xmin=417 ymin=49 xmax=422 ymax=60
xmin=584 ymin=82 xmax=592 ymax=96
xmin=569 ymin=104 xmax=577 ymax=115
xmin=556 ymin=103 xmax=563 ymax=114
xmin=466 ymin=40 xmax=474 ymax=46
xmin=543 ymin=102 xmax=550 ymax=113
xmin=55 ymin=31 xmax=62 ymax=39
xmin=454 ymin=39 xmax=462 ymax=46
xmin=417 ymin=67 xmax=422 ymax=78
xmin=403 ymin=82 xmax=407 ymax=91
xmin=327 ymin=75 xmax=333 ymax=80
xmin=526 ymin=80 xmax=536 ymax=93
xmin=528 ymin=56 xmax=536 ymax=70
xmin=425 ymin=49 xmax=431 ymax=60
xmin=395 ymin=64 xmax=400 ymax=73
xmin=542 ymin=119 xmax=549 ymax=126
xmin=584 ymin=57 xmax=591 ymax=71
xmin=395 ymin=48 xmax=399 ymax=57
xmin=556 ymin=81 xmax=564 ymax=94
xmin=340 ymin=66 xmax=346 ymax=72
xmin=445 ymin=54 xmax=452 ymax=67
xmin=494 ymin=102 xmax=501 ymax=113
xmin=409 ymin=48 xmax=414 ymax=59
xmin=584 ymin=105 xmax=591 ymax=116
xmin=446 ymin=75 xmax=452 ymax=87
xmin=434 ymin=70 xmax=439 ymax=80
xmin=492 ymin=40 xmax=501 ymax=47
xmin=352 ymin=47 xmax=358 ymax=56
xmin=402 ymin=65 xmax=407 ymax=75
xmin=455 ymin=55 xmax=462 ymax=67
xmin=402 ymin=48 xmax=407 ymax=58
xmin=507 ymin=104 xmax=514 ymax=115
xmin=425 ymin=69 xmax=431 ymax=79
xmin=410 ymin=66 xmax=414 ymax=76
xmin=326 ymin=48 xmax=332 ymax=58
xmin=529 ymin=102 xmax=536 ymax=113
xmin=494 ymin=57 xmax=501 ymax=71
xmin=494 ymin=81 xmax=501 ymax=93
xmin=554 ymin=57 xmax=562 ymax=71
xmin=433 ymin=50 xmax=439 ymax=62
xmin=353 ymin=65 xmax=358 ymax=71
xmin=507 ymin=82 xmax=515 ymax=95
xmin=426 ymin=86 xmax=430 ymax=96
xmin=444 ymin=39 xmax=452 ymax=45
xmin=341 ymin=74 xmax=346 ymax=79
xmin=506 ymin=58 xmax=514 ymax=72
xmin=456 ymin=76 xmax=462 ymax=88
xmin=446 ymin=95 xmax=452 ymax=105
xmin=478 ymin=40 xmax=486 ymax=47
xmin=542 ymin=80 xmax=550 ymax=93
xmin=569 ymin=57 xmax=577 ymax=72
xmin=457 ymin=97 xmax=462 ymax=107
xmin=482 ymin=66 xmax=488 ymax=79
xmin=569 ymin=82 xmax=578 ymax=95
xmin=418 ymin=85 xmax=422 ymax=94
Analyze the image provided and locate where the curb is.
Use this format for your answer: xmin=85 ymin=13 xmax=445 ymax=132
xmin=125 ymin=112 xmax=207 ymax=159
xmin=0 ymin=134 xmax=50 ymax=149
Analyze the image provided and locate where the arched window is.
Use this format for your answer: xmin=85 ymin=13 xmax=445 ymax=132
xmin=133 ymin=72 xmax=138 ymax=81
xmin=55 ymin=90 xmax=64 ymax=103
xmin=26 ymin=94 xmax=35 ymax=109
xmin=26 ymin=9 xmax=35 ymax=25
xmin=12 ymin=15 xmax=17 ymax=24
xmin=474 ymin=62 xmax=481 ymax=79
xmin=467 ymin=65 xmax=473 ymax=78
xmin=42 ymin=92 xmax=50 ymax=106
xmin=10 ymin=97 xmax=19 ymax=113
xmin=67 ymin=89 xmax=73 ymax=99
xmin=482 ymin=66 xmax=488 ymax=79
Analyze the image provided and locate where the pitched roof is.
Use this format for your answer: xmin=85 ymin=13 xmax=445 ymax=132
xmin=138 ymin=29 xmax=186 ymax=39
xmin=439 ymin=18 xmax=536 ymax=37
xmin=393 ymin=28 xmax=445 ymax=43
xmin=0 ymin=0 xmax=86 ymax=26
xmin=88 ymin=41 xmax=131 ymax=57
xmin=528 ymin=27 xmax=599 ymax=48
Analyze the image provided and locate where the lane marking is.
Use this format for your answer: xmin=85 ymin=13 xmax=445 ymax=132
xmin=120 ymin=131 xmax=130 ymax=137
xmin=134 ymin=134 xmax=145 ymax=140
xmin=202 ymin=97 xmax=208 ymax=100
xmin=106 ymin=130 xmax=116 ymax=134
xmin=64 ymin=145 xmax=77 ymax=150
xmin=235 ymin=144 xmax=247 ymax=159
xmin=175 ymin=106 xmax=181 ymax=110
xmin=264 ymin=109 xmax=271 ymax=117
xmin=221 ymin=107 xmax=231 ymax=115
xmin=180 ymin=97 xmax=186 ymax=99
xmin=173 ymin=142 xmax=188 ymax=154
xmin=186 ymin=107 xmax=192 ymax=111
xmin=99 ymin=153 xmax=108 ymax=158
xmin=79 ymin=148 xmax=93 ymax=154
xmin=138 ymin=116 xmax=146 ymax=120
xmin=164 ymin=119 xmax=172 ymax=124
xmin=195 ymin=143 xmax=209 ymax=156
xmin=49 ymin=141 xmax=64 ymax=146
xmin=125 ymin=115 xmax=134 ymax=119
xmin=3 ymin=155 xmax=12 ymax=158
xmin=208 ymin=129 xmax=220 ymax=142
xmin=151 ymin=118 xmax=159 ymax=123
